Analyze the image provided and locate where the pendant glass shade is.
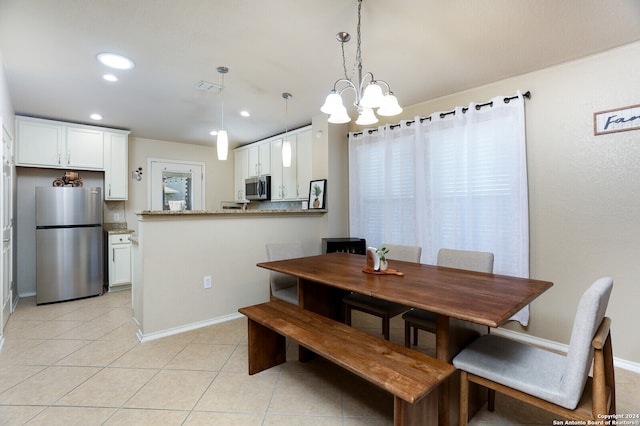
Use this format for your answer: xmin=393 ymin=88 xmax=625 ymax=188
xmin=377 ymin=93 xmax=403 ymax=116
xmin=328 ymin=105 xmax=351 ymax=124
xmin=282 ymin=139 xmax=292 ymax=167
xmin=360 ymin=83 xmax=384 ymax=108
xmin=321 ymin=92 xmax=344 ymax=115
xmin=355 ymin=107 xmax=378 ymax=125
xmin=217 ymin=130 xmax=228 ymax=161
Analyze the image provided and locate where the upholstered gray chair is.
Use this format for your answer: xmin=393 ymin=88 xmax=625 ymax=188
xmin=342 ymin=243 xmax=421 ymax=340
xmin=453 ymin=277 xmax=615 ymax=424
xmin=402 ymin=248 xmax=494 ymax=347
xmin=265 ymin=241 xmax=304 ymax=305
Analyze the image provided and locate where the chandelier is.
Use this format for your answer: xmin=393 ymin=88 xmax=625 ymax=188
xmin=320 ymin=0 xmax=402 ymax=125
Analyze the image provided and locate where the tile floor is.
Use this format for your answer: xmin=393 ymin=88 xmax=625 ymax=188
xmin=0 ymin=290 xmax=638 ymax=425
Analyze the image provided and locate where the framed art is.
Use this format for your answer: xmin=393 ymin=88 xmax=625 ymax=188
xmin=594 ymin=104 xmax=640 ymax=135
xmin=308 ymin=179 xmax=327 ymax=209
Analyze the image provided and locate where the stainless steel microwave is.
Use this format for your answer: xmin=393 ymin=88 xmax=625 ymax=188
xmin=245 ymin=176 xmax=270 ymax=200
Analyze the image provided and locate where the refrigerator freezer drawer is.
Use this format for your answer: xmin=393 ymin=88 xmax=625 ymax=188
xmin=36 ymin=226 xmax=103 ymax=304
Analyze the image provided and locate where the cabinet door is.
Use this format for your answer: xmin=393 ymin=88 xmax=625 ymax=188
xmin=270 ymin=139 xmax=285 ymax=200
xmin=282 ymin=140 xmax=297 ymax=200
xmin=66 ymin=127 xmax=104 ymax=169
xmin=111 ymin=243 xmax=132 ymax=286
xmin=16 ymin=119 xmax=64 ymax=167
xmin=248 ymin=145 xmax=260 ymax=177
xmin=258 ymin=142 xmax=271 ymax=175
xmin=296 ymin=130 xmax=313 ymax=200
xmin=234 ymin=148 xmax=249 ymax=201
xmin=104 ymin=132 xmax=129 ymax=200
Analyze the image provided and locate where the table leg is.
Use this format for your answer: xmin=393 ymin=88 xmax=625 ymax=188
xmin=436 ymin=314 xmax=487 ymax=426
xmin=297 ymin=278 xmax=349 ymax=361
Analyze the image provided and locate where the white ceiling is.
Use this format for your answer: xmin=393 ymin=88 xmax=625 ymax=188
xmin=1 ymin=0 xmax=640 ymax=148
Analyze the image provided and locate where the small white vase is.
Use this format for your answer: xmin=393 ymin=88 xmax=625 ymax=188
xmin=379 ymin=259 xmax=388 ymax=271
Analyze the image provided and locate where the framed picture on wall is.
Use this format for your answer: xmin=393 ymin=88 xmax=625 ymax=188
xmin=308 ymin=179 xmax=327 ymax=209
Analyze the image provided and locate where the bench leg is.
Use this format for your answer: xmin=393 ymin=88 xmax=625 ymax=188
xmin=394 ymin=391 xmax=438 ymax=426
xmin=246 ymin=318 xmax=286 ymax=375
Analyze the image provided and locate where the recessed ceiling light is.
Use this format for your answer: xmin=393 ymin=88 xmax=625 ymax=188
xmin=103 ymin=74 xmax=118 ymax=82
xmin=210 ymin=130 xmax=218 ymax=136
xmin=240 ymin=111 xmax=250 ymax=117
xmin=97 ymin=53 xmax=135 ymax=70
xmin=90 ymin=113 xmax=103 ymax=120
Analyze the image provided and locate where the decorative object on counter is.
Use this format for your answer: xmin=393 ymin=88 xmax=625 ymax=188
xmin=320 ymin=0 xmax=402 ymax=125
xmin=376 ymin=246 xmax=389 ymax=271
xmin=282 ymin=92 xmax=293 ymax=167
xmin=132 ymin=167 xmax=143 ymax=181
xmin=215 ymin=66 xmax=229 ymax=161
xmin=308 ymin=179 xmax=326 ymax=209
xmin=52 ymin=170 xmax=83 ymax=187
xmin=363 ymin=246 xmax=404 ymax=276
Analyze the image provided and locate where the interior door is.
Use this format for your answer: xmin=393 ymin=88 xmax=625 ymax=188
xmin=1 ymin=121 xmax=14 ymax=330
xmin=148 ymin=159 xmax=205 ymax=211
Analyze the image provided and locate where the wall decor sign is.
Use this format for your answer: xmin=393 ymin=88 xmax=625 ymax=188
xmin=308 ymin=179 xmax=327 ymax=209
xmin=594 ymin=104 xmax=640 ymax=135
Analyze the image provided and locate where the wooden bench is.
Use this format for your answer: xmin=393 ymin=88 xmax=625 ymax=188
xmin=239 ymin=299 xmax=455 ymax=426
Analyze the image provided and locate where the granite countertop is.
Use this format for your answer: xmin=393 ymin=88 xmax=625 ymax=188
xmin=135 ymin=209 xmax=327 ymax=216
xmin=103 ymin=223 xmax=135 ymax=233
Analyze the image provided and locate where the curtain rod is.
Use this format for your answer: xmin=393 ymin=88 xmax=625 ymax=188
xmin=353 ymin=91 xmax=531 ymax=136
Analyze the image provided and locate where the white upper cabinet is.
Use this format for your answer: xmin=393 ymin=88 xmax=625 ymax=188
xmin=104 ymin=131 xmax=130 ymax=200
xmin=66 ymin=126 xmax=104 ymax=169
xmin=16 ymin=117 xmax=106 ymax=170
xmin=270 ymin=125 xmax=313 ymax=202
xmin=234 ymin=147 xmax=249 ymax=201
xmin=16 ymin=118 xmax=64 ymax=167
xmin=248 ymin=141 xmax=271 ymax=177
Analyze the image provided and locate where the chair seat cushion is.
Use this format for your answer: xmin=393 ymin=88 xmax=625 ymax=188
xmin=402 ymin=309 xmax=436 ymax=331
xmin=343 ymin=293 xmax=408 ymax=316
xmin=453 ymin=334 xmax=579 ymax=409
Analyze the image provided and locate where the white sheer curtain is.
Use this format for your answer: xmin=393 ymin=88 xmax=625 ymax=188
xmin=349 ymin=92 xmax=530 ymax=324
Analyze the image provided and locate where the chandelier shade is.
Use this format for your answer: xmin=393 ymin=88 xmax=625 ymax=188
xmin=216 ymin=66 xmax=229 ymax=161
xmin=216 ymin=130 xmax=228 ymax=161
xmin=321 ymin=0 xmax=402 ymax=124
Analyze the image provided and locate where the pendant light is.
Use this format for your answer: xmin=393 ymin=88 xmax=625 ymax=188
xmin=282 ymin=92 xmax=292 ymax=168
xmin=320 ymin=0 xmax=402 ymax=124
xmin=216 ymin=66 xmax=229 ymax=161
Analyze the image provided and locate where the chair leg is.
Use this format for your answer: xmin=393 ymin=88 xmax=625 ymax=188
xmin=404 ymin=321 xmax=411 ymax=347
xmin=488 ymin=389 xmax=496 ymax=412
xmin=345 ymin=305 xmax=352 ymax=326
xmin=413 ymin=325 xmax=419 ymax=346
xmin=382 ymin=316 xmax=390 ymax=340
xmin=459 ymin=371 xmax=469 ymax=426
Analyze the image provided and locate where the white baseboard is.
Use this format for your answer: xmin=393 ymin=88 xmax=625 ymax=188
xmin=492 ymin=327 xmax=640 ymax=374
xmin=18 ymin=291 xmax=36 ymax=298
xmin=136 ymin=312 xmax=245 ymax=343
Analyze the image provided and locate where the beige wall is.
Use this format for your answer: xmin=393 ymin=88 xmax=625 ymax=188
xmin=124 ymin=137 xmax=235 ymax=233
xmin=353 ymin=41 xmax=640 ymax=363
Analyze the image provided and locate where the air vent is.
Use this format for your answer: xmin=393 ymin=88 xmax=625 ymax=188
xmin=195 ymin=80 xmax=222 ymax=92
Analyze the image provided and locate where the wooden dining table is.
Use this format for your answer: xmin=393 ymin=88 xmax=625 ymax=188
xmin=257 ymin=252 xmax=553 ymax=425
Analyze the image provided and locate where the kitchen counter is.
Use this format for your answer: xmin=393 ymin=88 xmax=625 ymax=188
xmin=103 ymin=222 xmax=135 ymax=233
xmin=136 ymin=209 xmax=327 ymax=217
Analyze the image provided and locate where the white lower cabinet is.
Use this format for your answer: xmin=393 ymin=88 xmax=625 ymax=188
xmin=106 ymin=233 xmax=132 ymax=291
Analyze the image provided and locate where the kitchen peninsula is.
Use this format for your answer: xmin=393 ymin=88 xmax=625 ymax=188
xmin=132 ymin=209 xmax=328 ymax=341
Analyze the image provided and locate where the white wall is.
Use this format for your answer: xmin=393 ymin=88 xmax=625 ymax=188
xmin=134 ymin=212 xmax=327 ymax=337
xmin=125 ymin=137 xmax=234 ymax=233
xmin=352 ymin=41 xmax=640 ymax=363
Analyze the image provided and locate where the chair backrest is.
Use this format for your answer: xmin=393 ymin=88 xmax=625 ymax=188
xmin=381 ymin=243 xmax=422 ymax=263
xmin=266 ymin=242 xmax=304 ymax=292
xmin=437 ymin=248 xmax=494 ymax=273
xmin=561 ymin=277 xmax=613 ymax=407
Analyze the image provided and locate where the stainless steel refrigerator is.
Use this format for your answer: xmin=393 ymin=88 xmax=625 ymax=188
xmin=36 ymin=187 xmax=103 ymax=304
